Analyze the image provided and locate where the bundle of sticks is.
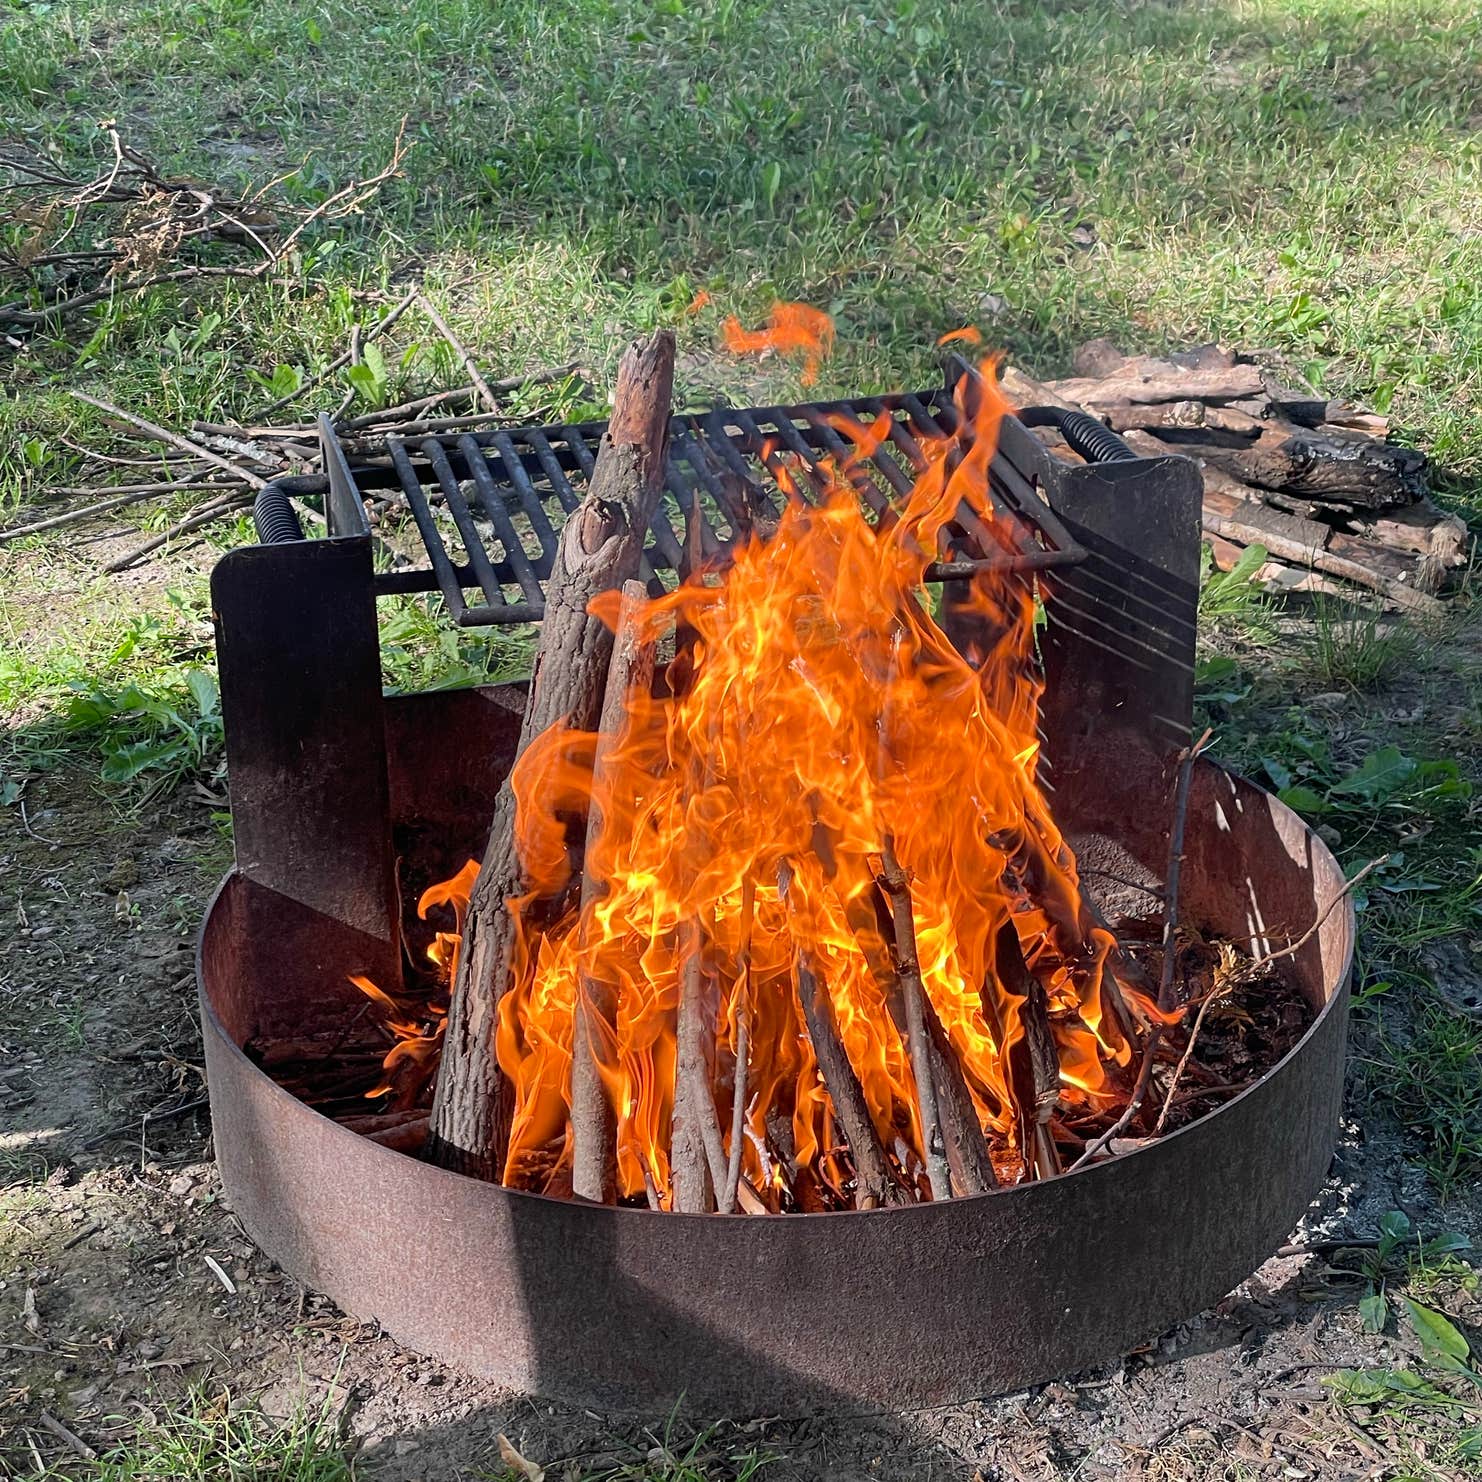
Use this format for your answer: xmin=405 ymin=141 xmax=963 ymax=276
xmin=411 ymin=330 xmax=1149 ymax=1210
xmin=1000 ymin=342 xmax=1469 ymax=614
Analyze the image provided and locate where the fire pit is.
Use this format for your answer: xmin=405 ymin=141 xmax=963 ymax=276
xmin=199 ymin=356 xmax=1352 ymax=1411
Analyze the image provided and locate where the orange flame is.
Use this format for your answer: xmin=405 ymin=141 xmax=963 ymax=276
xmin=480 ymin=354 xmax=1133 ymax=1207
xmin=937 ymin=326 xmax=982 ymax=346
xmin=347 ymin=860 xmax=479 ymax=1104
xmin=722 ymin=303 xmax=836 ymax=385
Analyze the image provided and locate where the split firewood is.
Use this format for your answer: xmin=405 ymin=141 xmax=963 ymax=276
xmin=1046 ymin=363 xmax=1266 ymax=410
xmin=570 ymin=579 xmax=656 ymax=1204
xmin=995 ymin=921 xmax=1061 ymax=1180
xmin=779 ymin=862 xmax=907 ymax=1210
xmin=672 ymin=921 xmax=720 ymax=1212
xmin=426 ymin=329 xmax=676 ymax=1182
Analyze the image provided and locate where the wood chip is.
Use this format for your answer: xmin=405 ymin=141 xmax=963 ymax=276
xmin=497 ymin=1434 xmax=545 ymax=1481
xmin=202 ymin=1254 xmax=237 ymax=1295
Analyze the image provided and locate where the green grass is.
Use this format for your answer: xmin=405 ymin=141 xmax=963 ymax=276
xmin=1305 ymin=594 xmax=1427 ymax=692
xmin=21 ymin=1392 xmax=352 ymax=1481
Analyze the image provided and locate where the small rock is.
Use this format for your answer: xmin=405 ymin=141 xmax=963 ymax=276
xmin=1308 ymin=692 xmax=1349 ymax=710
xmin=135 ymin=1339 xmax=163 ymax=1360
xmin=394 ymin=1439 xmax=421 ymax=1456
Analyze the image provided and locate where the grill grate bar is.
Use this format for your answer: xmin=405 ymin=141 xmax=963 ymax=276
xmin=486 ymin=431 xmax=562 ymax=567
xmin=419 ymin=439 xmax=516 ymax=611
xmin=349 ymin=385 xmax=1085 ymax=626
xmin=387 ymin=438 xmax=470 ymax=622
xmin=455 ymin=437 xmax=548 ymax=607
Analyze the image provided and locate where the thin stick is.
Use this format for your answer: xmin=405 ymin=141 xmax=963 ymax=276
xmin=570 ymin=580 xmax=654 ymax=1205
xmin=1158 ymin=727 xmax=1213 ymax=1013
xmin=417 ymin=293 xmax=501 ymax=414
xmin=0 ymin=265 xmax=256 ymax=327
xmin=248 ymin=287 xmax=420 ymax=419
xmin=877 ymin=837 xmax=951 ymax=1201
xmin=1249 ymin=855 xmax=1388 ymax=972
xmin=719 ymin=877 xmax=755 ymax=1215
xmin=0 ymin=481 xmax=243 ymax=543
xmin=267 ymin=121 xmax=409 ymax=268
xmin=340 ymin=362 xmax=583 ymax=431
xmin=103 ymin=492 xmax=254 ymax=572
xmin=1066 ymin=1034 xmax=1160 ymax=1171
xmin=68 ymin=391 xmax=267 ymax=491
xmin=38 ymin=1412 xmax=96 ymax=1462
xmin=779 ymin=861 xmax=904 ymax=1209
xmin=1151 ymin=854 xmax=1388 ymax=1136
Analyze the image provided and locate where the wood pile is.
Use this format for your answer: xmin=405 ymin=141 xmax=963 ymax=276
xmin=1000 ymin=342 xmax=1470 ymax=615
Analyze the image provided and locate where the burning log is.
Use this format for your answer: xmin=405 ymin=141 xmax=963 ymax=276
xmin=780 ymin=863 xmax=907 ymax=1210
xmin=427 ymin=330 xmax=676 ymax=1182
xmin=570 ymin=579 xmax=657 ymax=1204
xmin=996 ymin=922 xmax=1061 ymax=1181
xmin=671 ymin=921 xmax=720 ymax=1212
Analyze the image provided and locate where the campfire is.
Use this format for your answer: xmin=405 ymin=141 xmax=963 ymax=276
xmin=200 ymin=315 xmax=1355 ymax=1405
xmin=329 ymin=319 xmax=1315 ymax=1215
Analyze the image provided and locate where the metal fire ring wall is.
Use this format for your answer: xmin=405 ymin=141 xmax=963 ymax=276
xmin=198 ymin=687 xmax=1352 ymax=1414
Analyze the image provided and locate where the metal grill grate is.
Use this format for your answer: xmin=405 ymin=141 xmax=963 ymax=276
xmin=316 ymin=382 xmax=1085 ymax=626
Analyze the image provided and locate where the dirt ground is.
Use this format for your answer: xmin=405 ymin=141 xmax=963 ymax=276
xmin=2 ymin=744 xmax=1479 ymax=1482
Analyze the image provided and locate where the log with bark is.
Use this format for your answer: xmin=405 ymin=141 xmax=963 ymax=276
xmin=1001 ymin=340 xmax=1469 ymax=610
xmin=425 ymin=330 xmax=676 ymax=1182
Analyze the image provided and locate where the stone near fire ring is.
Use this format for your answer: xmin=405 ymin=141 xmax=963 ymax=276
xmin=198 ymin=684 xmax=1352 ymax=1414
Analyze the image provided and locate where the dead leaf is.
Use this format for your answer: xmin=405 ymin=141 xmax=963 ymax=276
xmin=497 ymin=1433 xmax=545 ymax=1482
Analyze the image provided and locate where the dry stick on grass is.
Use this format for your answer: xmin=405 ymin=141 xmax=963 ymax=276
xmin=103 ymin=491 xmax=257 ymax=573
xmin=876 ymin=837 xmax=952 ymax=1201
xmin=719 ymin=876 xmax=756 ymax=1215
xmin=416 ymin=293 xmax=502 ymax=414
xmin=250 ymin=288 xmax=420 ymax=420
xmin=0 ymin=480 xmax=245 ymax=544
xmin=37 ymin=1411 xmax=96 ymax=1463
xmin=68 ymin=391 xmax=269 ymax=491
xmin=569 ymin=579 xmax=655 ymax=1205
xmin=778 ymin=860 xmax=906 ymax=1210
xmin=426 ymin=329 xmax=676 ymax=1183
xmin=1151 ymin=854 xmax=1388 ymax=1137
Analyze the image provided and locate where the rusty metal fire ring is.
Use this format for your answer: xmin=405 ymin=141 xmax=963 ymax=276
xmin=198 ymin=706 xmax=1352 ymax=1415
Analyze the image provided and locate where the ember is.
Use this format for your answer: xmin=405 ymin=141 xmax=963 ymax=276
xmin=352 ymin=328 xmax=1179 ymax=1212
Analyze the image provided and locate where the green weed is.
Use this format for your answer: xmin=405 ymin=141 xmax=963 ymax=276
xmin=1327 ymin=1288 xmax=1482 ymax=1475
xmin=1199 ymin=541 xmax=1275 ymax=644
xmin=379 ymin=596 xmax=535 ymax=694
xmin=1306 ymin=596 xmax=1425 ymax=693
xmin=22 ymin=1389 xmax=352 ymax=1481
xmin=1367 ymin=1001 xmax=1482 ymax=1193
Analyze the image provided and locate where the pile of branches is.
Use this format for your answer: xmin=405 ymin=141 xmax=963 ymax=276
xmin=0 ymin=282 xmax=585 ymax=572
xmin=1002 ymin=343 xmax=1470 ymax=615
xmin=0 ymin=123 xmax=407 ymax=335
